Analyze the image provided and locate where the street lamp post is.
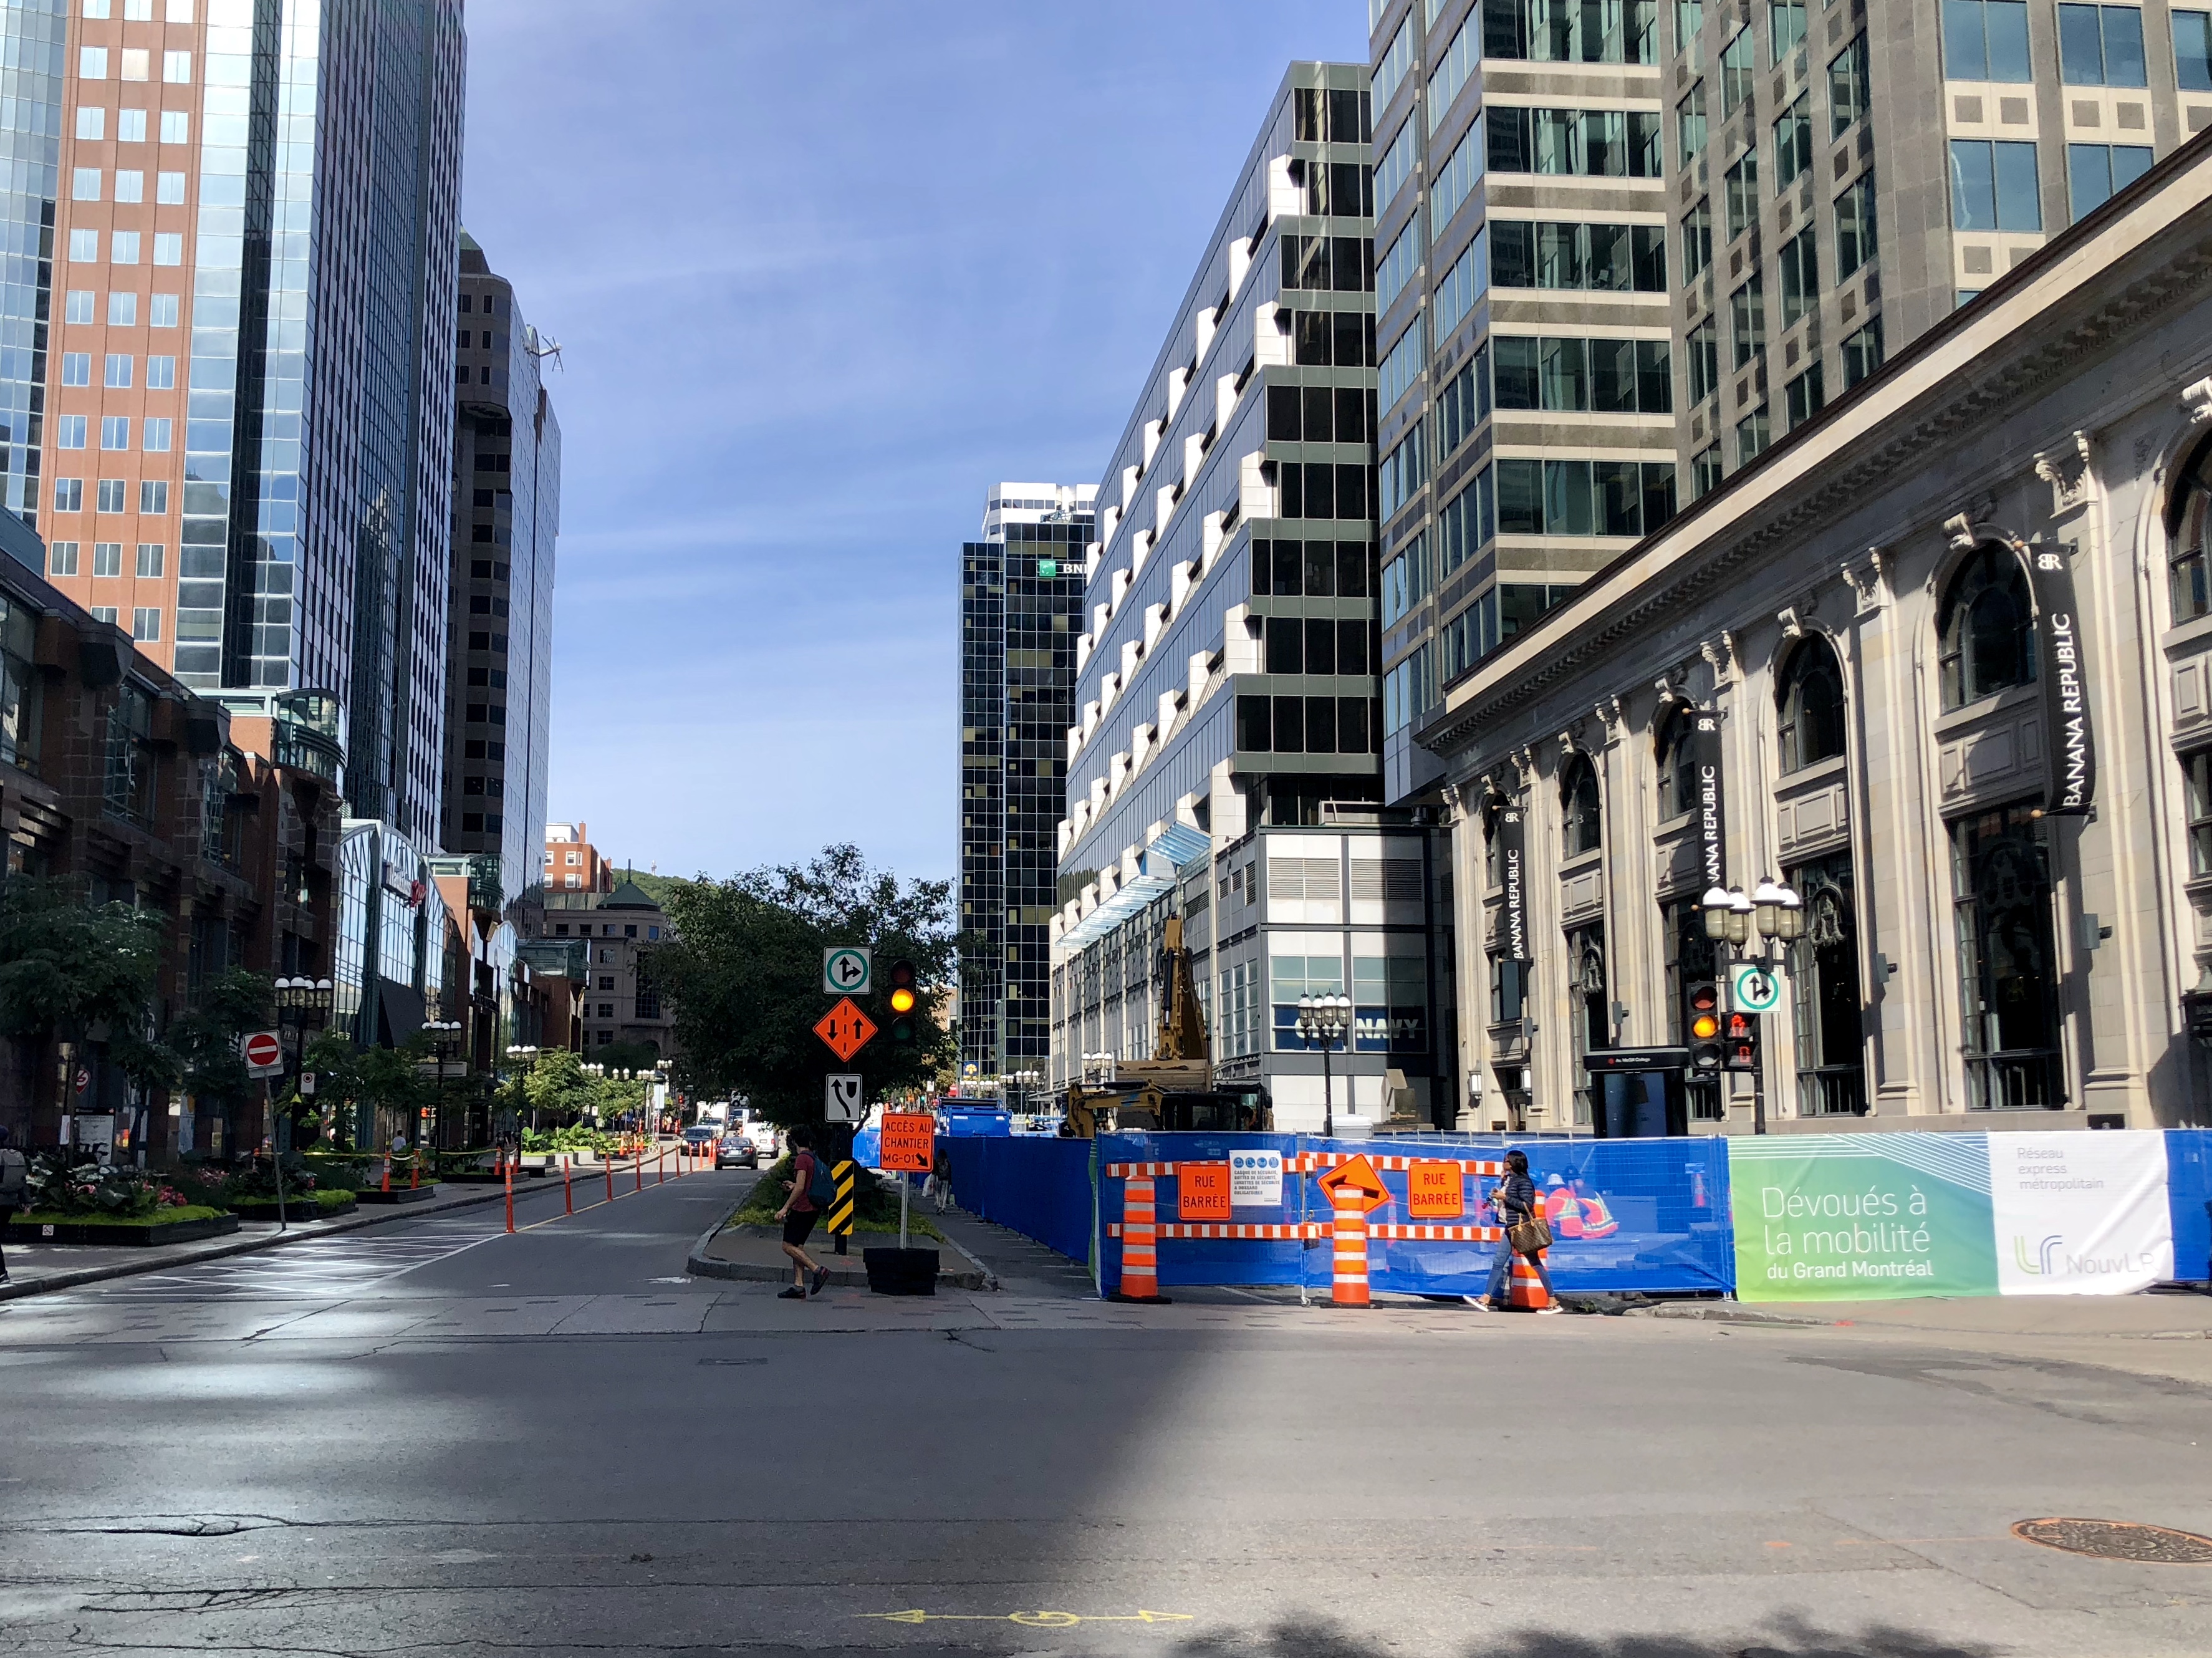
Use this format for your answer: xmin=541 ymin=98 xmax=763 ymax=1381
xmin=271 ymin=976 xmax=334 ymax=1233
xmin=1700 ymin=877 xmax=1804 ymax=1135
xmin=421 ymin=1019 xmax=463 ymax=1160
xmin=1295 ymin=992 xmax=1352 ymax=1138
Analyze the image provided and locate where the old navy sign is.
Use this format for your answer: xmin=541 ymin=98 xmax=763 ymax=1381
xmin=2027 ymin=543 xmax=2096 ymax=815
xmin=1692 ymin=712 xmax=1727 ymax=890
xmin=1499 ymin=808 xmax=1529 ymax=962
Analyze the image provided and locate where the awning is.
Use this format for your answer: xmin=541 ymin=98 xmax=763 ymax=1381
xmin=1056 ymin=822 xmax=1214 ymax=955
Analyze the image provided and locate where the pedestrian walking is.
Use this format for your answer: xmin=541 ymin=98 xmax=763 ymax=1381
xmin=1473 ymin=1148 xmax=1560 ymax=1314
xmin=775 ymin=1125 xmax=830 ymax=1300
xmin=0 ymin=1124 xmax=27 ymax=1284
xmin=926 ymin=1140 xmax=953 ymax=1213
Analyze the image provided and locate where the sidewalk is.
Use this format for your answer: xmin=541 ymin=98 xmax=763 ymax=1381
xmin=1642 ymin=1288 xmax=2212 ymax=1336
xmin=0 ymin=1157 xmax=653 ymax=1302
xmin=688 ymin=1221 xmax=992 ymax=1290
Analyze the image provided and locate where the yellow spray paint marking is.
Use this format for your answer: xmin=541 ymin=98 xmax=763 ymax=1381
xmin=861 ymin=1609 xmax=1191 ymax=1628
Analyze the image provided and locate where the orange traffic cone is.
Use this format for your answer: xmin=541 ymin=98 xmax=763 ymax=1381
xmin=1505 ymin=1251 xmax=1552 ymax=1311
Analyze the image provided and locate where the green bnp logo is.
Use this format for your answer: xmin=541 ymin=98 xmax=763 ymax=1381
xmin=2012 ymin=1234 xmax=2063 ymax=1276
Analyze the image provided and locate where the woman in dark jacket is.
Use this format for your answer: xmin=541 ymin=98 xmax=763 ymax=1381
xmin=1477 ymin=1149 xmax=1559 ymax=1312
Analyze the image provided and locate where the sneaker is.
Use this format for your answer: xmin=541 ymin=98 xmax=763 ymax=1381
xmin=809 ymin=1266 xmax=829 ymax=1297
xmin=777 ymin=1286 xmax=806 ymax=1300
xmin=1461 ymin=1296 xmax=1492 ymax=1310
xmin=1536 ymin=1304 xmax=1563 ymax=1316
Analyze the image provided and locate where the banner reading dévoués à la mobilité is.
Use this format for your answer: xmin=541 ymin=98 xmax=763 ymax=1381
xmin=1728 ymin=1131 xmax=2171 ymax=1302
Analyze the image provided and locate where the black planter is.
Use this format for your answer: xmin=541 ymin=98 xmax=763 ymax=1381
xmin=863 ymin=1246 xmax=940 ymax=1296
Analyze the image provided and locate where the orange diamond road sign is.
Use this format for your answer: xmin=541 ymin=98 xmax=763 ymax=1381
xmin=1317 ymin=1154 xmax=1392 ymax=1215
xmin=814 ymin=998 xmax=877 ymax=1063
xmin=1407 ymin=1159 xmax=1465 ymax=1219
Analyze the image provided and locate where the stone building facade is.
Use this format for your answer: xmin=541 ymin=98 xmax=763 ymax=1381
xmin=1417 ymin=135 xmax=2212 ymax=1133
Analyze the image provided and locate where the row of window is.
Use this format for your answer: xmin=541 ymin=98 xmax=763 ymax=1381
xmin=1281 ymin=234 xmax=1375 ymax=295
xmin=54 ymin=415 xmax=173 ymax=451
xmin=77 ymin=45 xmax=194 ymax=82
xmin=1944 ymin=0 xmax=2212 ymax=90
xmin=64 ymin=291 xmax=181 ymax=327
xmin=1271 ymin=461 xmax=1372 ymax=523
xmin=72 ymin=106 xmax=193 ymax=144
xmin=50 ymin=478 xmax=169 ymax=513
xmin=1283 ymin=309 xmax=1377 ymax=369
xmin=1265 ymin=384 xmax=1373 ymax=445
xmin=1494 ymin=335 xmax=1673 ymax=416
xmin=1262 ymin=616 xmax=1373 ymax=678
xmin=1249 ymin=537 xmax=1373 ymax=599
xmin=46 ymin=539 xmax=166 ymax=577
xmin=1235 ymin=693 xmax=1379 ymax=755
xmin=65 ymin=229 xmax=187 ymax=266
xmin=72 ymin=601 xmax=164 ymax=642
xmin=71 ymin=168 xmax=188 ymax=204
xmin=1680 ymin=29 xmax=1867 ymax=189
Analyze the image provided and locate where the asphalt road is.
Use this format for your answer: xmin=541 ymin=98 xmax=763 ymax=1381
xmin=2 ymin=1165 xmax=2209 ymax=1658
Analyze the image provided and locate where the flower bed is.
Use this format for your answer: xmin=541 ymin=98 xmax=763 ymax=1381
xmin=4 ymin=1206 xmax=238 ymax=1246
xmin=229 ymin=1189 xmax=357 ymax=1222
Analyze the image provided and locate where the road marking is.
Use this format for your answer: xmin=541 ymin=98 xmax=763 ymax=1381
xmin=861 ymin=1610 xmax=1191 ymax=1628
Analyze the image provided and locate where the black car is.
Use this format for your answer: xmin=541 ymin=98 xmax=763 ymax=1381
xmin=715 ymin=1134 xmax=758 ymax=1170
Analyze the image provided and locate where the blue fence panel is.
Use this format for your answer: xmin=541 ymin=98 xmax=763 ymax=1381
xmin=948 ymin=1135 xmax=1095 ymax=1266
xmin=1098 ymin=1131 xmax=1306 ymax=1294
xmin=2168 ymin=1129 xmax=2211 ymax=1284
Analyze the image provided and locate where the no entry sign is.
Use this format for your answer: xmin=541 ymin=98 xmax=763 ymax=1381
xmin=241 ymin=1030 xmax=284 ymax=1076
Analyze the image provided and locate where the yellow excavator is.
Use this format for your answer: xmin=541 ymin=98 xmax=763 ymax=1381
xmin=1064 ymin=916 xmax=1272 ymax=1137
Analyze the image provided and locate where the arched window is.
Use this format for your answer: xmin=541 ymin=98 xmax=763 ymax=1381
xmin=1776 ymin=635 xmax=1847 ymax=771
xmin=1655 ymin=705 xmax=1699 ymax=817
xmin=1937 ymin=542 xmax=2036 ymax=710
xmin=1483 ymin=796 xmax=1504 ymax=889
xmin=2170 ymin=436 xmax=2212 ymax=624
xmin=1560 ymin=753 xmax=1602 ymax=856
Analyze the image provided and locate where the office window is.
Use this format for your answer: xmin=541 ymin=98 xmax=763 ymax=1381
xmin=1487 ymin=107 xmax=1664 ymax=177
xmin=1373 ymin=12 xmax=1413 ymax=110
xmin=120 ymin=47 xmax=148 ymax=80
xmin=1678 ymin=79 xmax=1706 ymax=168
xmin=2066 ymin=143 xmax=2154 ymax=221
xmin=2180 ymin=10 xmax=2212 ymax=89
xmin=153 ymin=233 xmax=182 ymax=266
xmin=77 ymin=107 xmax=105 ymax=140
xmin=1493 ymin=335 xmax=1671 ymax=414
xmin=1943 ymin=0 xmax=2032 ymax=80
xmin=120 ymin=108 xmax=147 ymax=142
xmin=1431 ymin=118 xmax=1485 ymax=237
xmin=65 ymin=291 xmax=94 ymax=324
xmin=93 ymin=541 xmax=122 ymax=577
xmin=1484 ymin=0 xmax=1661 ymax=63
xmin=68 ymin=229 xmax=97 ymax=262
xmin=80 ymin=47 xmax=108 ymax=79
xmin=162 ymin=50 xmax=191 ymax=82
xmin=1435 ymin=343 xmax=1491 ymax=458
xmin=62 ymin=352 xmax=90 ymax=387
xmin=1489 ymin=220 xmax=1666 ymax=291
xmin=97 ymin=480 xmax=125 ymax=513
xmin=159 ymin=110 xmax=187 ymax=143
xmin=1376 ymin=117 xmax=1416 ymax=215
xmin=48 ymin=541 xmax=79 ymax=576
xmin=1378 ymin=427 xmax=1428 ymax=523
xmin=156 ymin=170 xmax=185 ymax=204
xmin=1841 ymin=317 xmax=1885 ymax=387
xmin=1675 ymin=0 xmax=1703 ymax=59
xmin=1724 ymin=152 xmax=1758 ymax=239
xmin=150 ymin=294 xmax=178 ymax=327
xmin=1427 ymin=8 xmax=1481 ymax=133
xmin=1683 ymin=197 xmax=1713 ymax=283
xmin=135 ymin=542 xmax=163 ymax=577
xmin=1774 ymin=94 xmax=1812 ymax=187
xmin=1491 ymin=458 xmax=1675 ymax=537
xmin=1433 ymin=230 xmax=1488 ymax=337
xmin=1686 ymin=318 xmax=1719 ymax=403
xmin=113 ymin=170 xmax=143 ymax=203
xmin=1737 ymin=406 xmax=1771 ymax=466
xmin=56 ymin=415 xmax=87 ymax=450
xmin=1830 ymin=32 xmax=1870 ymax=134
xmin=1376 ymin=221 xmax=1421 ymax=314
xmin=142 ymin=417 xmax=171 ymax=452
xmin=104 ymin=353 xmax=132 ymax=388
xmin=54 ymin=480 xmax=83 ymax=512
xmin=131 ymin=607 xmax=160 ymax=643
xmin=1778 ymin=228 xmax=1818 ymax=327
xmin=1835 ymin=173 xmax=1877 ymax=277
xmin=1731 ymin=274 xmax=1766 ymax=366
xmin=111 ymin=230 xmax=140 ymax=264
xmin=72 ymin=168 xmax=101 ymax=201
xmin=2058 ymin=4 xmax=2146 ymax=85
xmin=100 ymin=416 xmax=129 ymax=451
xmin=1691 ymin=445 xmax=1723 ymax=499
xmin=90 ymin=607 xmax=118 ymax=624
xmin=1950 ymin=140 xmax=2042 ymax=230
xmin=1721 ymin=26 xmax=1754 ymax=112
xmin=140 ymin=480 xmax=168 ymax=514
xmin=1378 ymin=319 xmax=1424 ymax=413
xmin=146 ymin=354 xmax=175 ymax=387
xmin=1784 ymin=364 xmax=1825 ymax=430
xmin=1769 ymin=0 xmax=1806 ymax=60
xmin=107 ymin=292 xmax=135 ymax=327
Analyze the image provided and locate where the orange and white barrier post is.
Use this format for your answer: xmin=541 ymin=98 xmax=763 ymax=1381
xmin=381 ymin=1154 xmax=392 ymax=1195
xmin=1507 ymin=1250 xmax=1552 ymax=1311
xmin=605 ymin=1155 xmax=614 ymax=1203
xmin=658 ymin=1147 xmax=666 ymax=1185
xmin=1330 ymin=1185 xmax=1372 ymax=1308
xmin=1111 ymin=1175 xmax=1170 ymax=1303
xmin=634 ymin=1147 xmax=643 ymax=1193
xmin=563 ymin=1154 xmax=572 ymax=1215
xmin=503 ymin=1154 xmax=514 ymax=1234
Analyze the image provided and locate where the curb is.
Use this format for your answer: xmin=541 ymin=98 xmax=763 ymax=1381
xmin=0 ymin=1159 xmax=657 ymax=1304
xmin=684 ymin=1214 xmax=990 ymax=1293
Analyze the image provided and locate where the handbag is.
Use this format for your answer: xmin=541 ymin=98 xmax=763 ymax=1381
xmin=1508 ymin=1212 xmax=1552 ymax=1254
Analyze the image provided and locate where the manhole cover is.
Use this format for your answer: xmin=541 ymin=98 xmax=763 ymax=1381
xmin=2012 ymin=1518 xmax=2212 ymax=1563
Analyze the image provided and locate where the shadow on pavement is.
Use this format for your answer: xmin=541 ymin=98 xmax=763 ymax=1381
xmin=1171 ymin=1615 xmax=1996 ymax=1658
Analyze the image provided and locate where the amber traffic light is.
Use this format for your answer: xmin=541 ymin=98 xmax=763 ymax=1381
xmin=1688 ymin=981 xmax=1723 ymax=1071
xmin=887 ymin=959 xmax=918 ymax=1045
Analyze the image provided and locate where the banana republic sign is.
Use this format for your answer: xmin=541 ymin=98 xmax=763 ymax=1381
xmin=2026 ymin=542 xmax=2096 ymax=815
xmin=1499 ymin=807 xmax=1529 ymax=962
xmin=1691 ymin=711 xmax=1727 ymax=890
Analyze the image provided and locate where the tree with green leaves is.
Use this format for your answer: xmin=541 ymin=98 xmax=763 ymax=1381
xmin=650 ymin=844 xmax=955 ymax=1125
xmin=0 ymin=875 xmax=175 ymax=1097
xmin=163 ymin=966 xmax=272 ymax=1119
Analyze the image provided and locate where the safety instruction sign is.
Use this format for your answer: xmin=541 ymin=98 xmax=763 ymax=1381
xmin=1229 ymin=1149 xmax=1283 ymax=1208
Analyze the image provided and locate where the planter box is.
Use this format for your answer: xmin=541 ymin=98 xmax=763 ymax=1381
xmin=352 ymin=1183 xmax=438 ymax=1205
xmin=231 ymin=1197 xmax=357 ymax=1222
xmin=863 ymin=1246 xmax=941 ymax=1297
xmin=3 ymin=1214 xmax=240 ymax=1247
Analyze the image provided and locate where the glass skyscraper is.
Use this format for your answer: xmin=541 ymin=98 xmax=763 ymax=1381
xmin=958 ymin=481 xmax=1095 ymax=1082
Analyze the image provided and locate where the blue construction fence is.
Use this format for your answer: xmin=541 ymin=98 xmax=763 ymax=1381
xmin=926 ymin=1125 xmax=2212 ymax=1300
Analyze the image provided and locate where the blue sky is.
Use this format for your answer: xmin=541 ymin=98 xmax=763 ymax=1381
xmin=458 ymin=1 xmax=1365 ymax=886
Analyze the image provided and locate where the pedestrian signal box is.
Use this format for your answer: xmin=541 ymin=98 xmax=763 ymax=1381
xmin=887 ymin=958 xmax=918 ymax=1046
xmin=1688 ymin=981 xmax=1723 ymax=1072
xmin=1722 ymin=1009 xmax=1760 ymax=1072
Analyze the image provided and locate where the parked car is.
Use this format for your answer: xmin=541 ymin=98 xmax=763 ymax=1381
xmin=715 ymin=1134 xmax=758 ymax=1170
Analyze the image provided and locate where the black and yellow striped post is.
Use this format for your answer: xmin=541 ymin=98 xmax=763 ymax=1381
xmin=827 ymin=1159 xmax=857 ymax=1255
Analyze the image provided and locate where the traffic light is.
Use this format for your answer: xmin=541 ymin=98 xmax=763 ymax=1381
xmin=1722 ymin=1010 xmax=1760 ymax=1072
xmin=1687 ymin=980 xmax=1723 ymax=1074
xmin=886 ymin=958 xmax=918 ymax=1046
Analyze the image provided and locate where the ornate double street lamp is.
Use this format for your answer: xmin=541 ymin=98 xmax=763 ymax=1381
xmin=270 ymin=976 xmax=333 ymax=1232
xmin=422 ymin=1018 xmax=464 ymax=1153
xmin=1700 ymin=878 xmax=1805 ymax=1134
xmin=1295 ymin=991 xmax=1352 ymax=1139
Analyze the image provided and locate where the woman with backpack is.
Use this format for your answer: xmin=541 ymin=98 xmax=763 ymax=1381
xmin=774 ymin=1125 xmax=831 ymax=1299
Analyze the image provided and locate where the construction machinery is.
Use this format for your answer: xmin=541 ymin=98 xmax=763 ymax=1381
xmin=1063 ymin=916 xmax=1271 ymax=1137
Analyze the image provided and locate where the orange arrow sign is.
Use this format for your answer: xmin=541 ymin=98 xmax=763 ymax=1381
xmin=814 ymin=997 xmax=877 ymax=1063
xmin=1317 ymin=1154 xmax=1391 ymax=1215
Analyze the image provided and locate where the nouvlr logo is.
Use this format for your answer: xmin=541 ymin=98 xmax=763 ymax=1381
xmin=2012 ymin=1233 xmax=2063 ymax=1276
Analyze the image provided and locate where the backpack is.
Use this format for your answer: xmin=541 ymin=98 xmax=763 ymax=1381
xmin=804 ymin=1150 xmax=837 ymax=1208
